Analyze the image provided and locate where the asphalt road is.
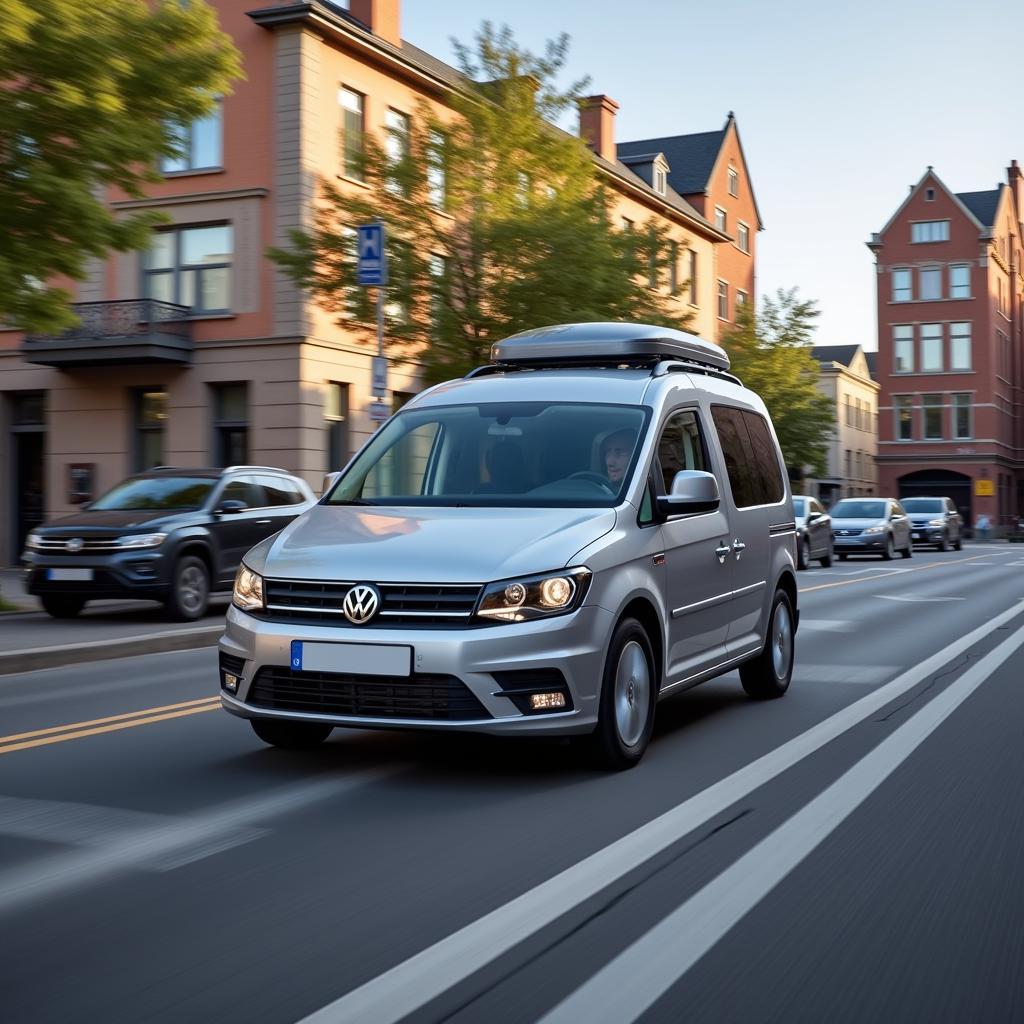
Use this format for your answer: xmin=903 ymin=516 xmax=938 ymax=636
xmin=2 ymin=544 xmax=1023 ymax=1024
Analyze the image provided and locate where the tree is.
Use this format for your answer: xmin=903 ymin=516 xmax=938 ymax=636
xmin=270 ymin=22 xmax=691 ymax=383
xmin=0 ymin=0 xmax=242 ymax=332
xmin=722 ymin=289 xmax=835 ymax=476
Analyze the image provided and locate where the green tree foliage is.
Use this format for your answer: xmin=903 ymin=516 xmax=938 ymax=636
xmin=270 ymin=22 xmax=692 ymax=383
xmin=723 ymin=289 xmax=835 ymax=476
xmin=0 ymin=0 xmax=242 ymax=331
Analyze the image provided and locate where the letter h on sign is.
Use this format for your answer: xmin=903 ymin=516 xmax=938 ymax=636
xmin=357 ymin=223 xmax=388 ymax=286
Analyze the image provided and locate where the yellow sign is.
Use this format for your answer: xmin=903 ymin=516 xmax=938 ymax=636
xmin=975 ymin=479 xmax=994 ymax=497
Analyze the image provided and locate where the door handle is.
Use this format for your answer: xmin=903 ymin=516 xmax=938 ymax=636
xmin=732 ymin=539 xmax=746 ymax=558
xmin=715 ymin=543 xmax=730 ymax=564
xmin=256 ymin=519 xmax=272 ymax=525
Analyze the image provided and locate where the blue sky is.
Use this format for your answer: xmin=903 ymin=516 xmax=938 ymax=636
xmin=403 ymin=0 xmax=1024 ymax=352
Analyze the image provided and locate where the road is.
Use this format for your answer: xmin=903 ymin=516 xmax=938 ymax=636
xmin=2 ymin=544 xmax=1023 ymax=1024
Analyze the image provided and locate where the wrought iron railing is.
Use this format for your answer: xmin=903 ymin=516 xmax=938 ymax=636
xmin=26 ymin=299 xmax=192 ymax=342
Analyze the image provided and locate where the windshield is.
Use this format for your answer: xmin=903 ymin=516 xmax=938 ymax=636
xmin=91 ymin=477 xmax=215 ymax=511
xmin=792 ymin=497 xmax=807 ymax=516
xmin=901 ymin=498 xmax=943 ymax=513
xmin=327 ymin=401 xmax=649 ymax=507
xmin=831 ymin=499 xmax=887 ymax=519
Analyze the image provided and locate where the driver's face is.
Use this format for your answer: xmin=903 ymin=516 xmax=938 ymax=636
xmin=604 ymin=441 xmax=632 ymax=484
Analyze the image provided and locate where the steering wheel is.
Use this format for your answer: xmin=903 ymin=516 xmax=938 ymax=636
xmin=568 ymin=471 xmax=615 ymax=494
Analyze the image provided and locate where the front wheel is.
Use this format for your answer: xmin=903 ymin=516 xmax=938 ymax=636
xmin=164 ymin=555 xmax=210 ymax=621
xmin=954 ymin=535 xmax=963 ymax=551
xmin=901 ymin=540 xmax=913 ymax=559
xmin=882 ymin=535 xmax=895 ymax=560
xmin=586 ymin=617 xmax=656 ymax=771
xmin=740 ymin=589 xmax=795 ymax=700
xmin=937 ymin=534 xmax=948 ymax=553
xmin=819 ymin=542 xmax=833 ymax=568
xmin=40 ymin=594 xmax=86 ymax=619
xmin=797 ymin=536 xmax=810 ymax=570
xmin=251 ymin=719 xmax=333 ymax=749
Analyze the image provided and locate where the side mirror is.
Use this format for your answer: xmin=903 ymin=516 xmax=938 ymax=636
xmin=321 ymin=471 xmax=340 ymax=497
xmin=655 ymin=470 xmax=720 ymax=520
xmin=216 ymin=499 xmax=247 ymax=515
xmin=807 ymin=510 xmax=822 ymax=523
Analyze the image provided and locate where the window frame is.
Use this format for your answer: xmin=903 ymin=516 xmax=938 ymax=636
xmin=893 ymin=324 xmax=914 ymax=373
xmin=892 ymin=268 xmax=913 ymax=302
xmin=952 ymin=393 xmax=972 ymax=440
xmin=339 ymin=86 xmax=365 ymax=182
xmin=922 ymin=394 xmax=944 ymax=440
xmin=728 ymin=166 xmax=739 ymax=197
xmin=911 ymin=220 xmax=950 ymax=243
xmin=688 ymin=249 xmax=698 ymax=305
xmin=950 ymin=263 xmax=971 ymax=299
xmin=919 ymin=265 xmax=942 ymax=301
xmin=132 ymin=388 xmax=168 ymax=472
xmin=920 ymin=323 xmax=944 ymax=372
xmin=717 ymin=279 xmax=728 ymax=320
xmin=950 ymin=322 xmax=972 ymax=370
xmin=714 ymin=206 xmax=727 ymax=233
xmin=142 ymin=223 xmax=233 ymax=316
xmin=737 ymin=221 xmax=750 ymax=254
xmin=160 ymin=99 xmax=223 ymax=174
xmin=894 ymin=395 xmax=914 ymax=441
xmin=211 ymin=382 xmax=249 ymax=467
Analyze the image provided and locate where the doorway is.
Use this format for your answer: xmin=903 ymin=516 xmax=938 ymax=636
xmin=9 ymin=393 xmax=47 ymax=559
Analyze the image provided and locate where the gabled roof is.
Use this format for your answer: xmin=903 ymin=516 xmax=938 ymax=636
xmin=617 ymin=129 xmax=726 ymax=195
xmin=871 ymin=168 xmax=986 ymax=245
xmin=955 ymin=189 xmax=1001 ymax=227
xmin=812 ymin=344 xmax=860 ymax=368
xmin=864 ymin=351 xmax=877 ymax=379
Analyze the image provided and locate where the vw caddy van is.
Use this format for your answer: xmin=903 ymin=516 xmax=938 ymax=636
xmin=219 ymin=323 xmax=799 ymax=769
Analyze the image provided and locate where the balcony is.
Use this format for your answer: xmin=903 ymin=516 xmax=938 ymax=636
xmin=21 ymin=299 xmax=193 ymax=367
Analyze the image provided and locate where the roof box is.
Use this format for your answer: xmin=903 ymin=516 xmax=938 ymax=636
xmin=490 ymin=322 xmax=730 ymax=371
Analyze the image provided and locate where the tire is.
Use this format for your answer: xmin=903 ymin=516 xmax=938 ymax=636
xmin=838 ymin=553 xmax=848 ymax=561
xmin=164 ymin=554 xmax=210 ymax=621
xmin=586 ymin=617 xmax=657 ymax=771
xmin=901 ymin=542 xmax=912 ymax=559
xmin=937 ymin=533 xmax=948 ymax=553
xmin=819 ymin=542 xmax=833 ymax=568
xmin=251 ymin=719 xmax=333 ymax=750
xmin=797 ymin=536 xmax=810 ymax=570
xmin=882 ymin=535 xmax=895 ymax=560
xmin=40 ymin=594 xmax=86 ymax=619
xmin=954 ymin=535 xmax=963 ymax=551
xmin=740 ymin=589 xmax=795 ymax=700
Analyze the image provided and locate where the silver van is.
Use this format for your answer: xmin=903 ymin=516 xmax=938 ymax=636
xmin=219 ymin=324 xmax=799 ymax=769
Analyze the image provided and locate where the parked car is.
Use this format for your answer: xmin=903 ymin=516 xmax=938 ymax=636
xmin=830 ymin=497 xmax=912 ymax=560
xmin=22 ymin=466 xmax=315 ymax=620
xmin=793 ymin=495 xmax=833 ymax=569
xmin=901 ymin=496 xmax=963 ymax=551
xmin=219 ymin=322 xmax=800 ymax=770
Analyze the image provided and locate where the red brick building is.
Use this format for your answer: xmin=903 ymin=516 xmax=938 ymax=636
xmin=868 ymin=164 xmax=1024 ymax=531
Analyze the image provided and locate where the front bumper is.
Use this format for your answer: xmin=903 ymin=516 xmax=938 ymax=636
xmin=219 ymin=602 xmax=615 ymax=736
xmin=833 ymin=533 xmax=886 ymax=551
xmin=22 ymin=549 xmax=173 ymax=599
xmin=910 ymin=525 xmax=945 ymax=544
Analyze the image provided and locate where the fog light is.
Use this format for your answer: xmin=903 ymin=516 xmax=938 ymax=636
xmin=529 ymin=692 xmax=566 ymax=710
xmin=223 ymin=672 xmax=239 ymax=693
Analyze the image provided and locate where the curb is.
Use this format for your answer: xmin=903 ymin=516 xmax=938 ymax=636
xmin=0 ymin=625 xmax=224 ymax=676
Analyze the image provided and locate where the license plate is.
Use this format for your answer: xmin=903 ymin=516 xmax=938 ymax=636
xmin=46 ymin=568 xmax=93 ymax=582
xmin=290 ymin=641 xmax=411 ymax=677
xmin=912 ymin=532 xmax=922 ymax=540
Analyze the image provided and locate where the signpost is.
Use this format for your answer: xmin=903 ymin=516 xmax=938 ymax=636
xmin=357 ymin=222 xmax=389 ymax=424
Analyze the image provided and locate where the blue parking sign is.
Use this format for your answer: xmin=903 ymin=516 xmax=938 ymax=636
xmin=357 ymin=222 xmax=387 ymax=286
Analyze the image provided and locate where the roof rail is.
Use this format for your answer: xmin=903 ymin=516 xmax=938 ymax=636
xmin=653 ymin=359 xmax=742 ymax=386
xmin=223 ymin=465 xmax=291 ymax=474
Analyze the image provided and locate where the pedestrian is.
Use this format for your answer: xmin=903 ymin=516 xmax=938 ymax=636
xmin=975 ymin=512 xmax=991 ymax=542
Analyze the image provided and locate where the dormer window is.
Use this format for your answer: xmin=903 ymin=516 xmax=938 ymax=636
xmin=654 ymin=166 xmax=667 ymax=195
xmin=728 ymin=166 xmax=739 ymax=197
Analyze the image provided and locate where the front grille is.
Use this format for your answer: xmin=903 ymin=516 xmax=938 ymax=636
xmin=262 ymin=579 xmax=483 ymax=628
xmin=33 ymin=538 xmax=124 ymax=553
xmin=249 ymin=667 xmax=490 ymax=721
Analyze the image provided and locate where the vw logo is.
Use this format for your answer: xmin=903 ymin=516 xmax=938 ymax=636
xmin=342 ymin=584 xmax=380 ymax=625
xmin=66 ymin=538 xmax=84 ymax=553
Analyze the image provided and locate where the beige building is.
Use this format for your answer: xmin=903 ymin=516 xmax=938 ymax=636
xmin=0 ymin=0 xmax=758 ymax=564
xmin=809 ymin=345 xmax=880 ymax=505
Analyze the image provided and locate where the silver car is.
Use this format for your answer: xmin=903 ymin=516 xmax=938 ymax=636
xmin=793 ymin=495 xmax=833 ymax=569
xmin=901 ymin=496 xmax=963 ymax=551
xmin=831 ymin=497 xmax=913 ymax=560
xmin=219 ymin=324 xmax=799 ymax=769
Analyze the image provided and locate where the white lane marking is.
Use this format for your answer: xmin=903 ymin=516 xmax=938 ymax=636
xmin=796 ymin=620 xmax=856 ymax=633
xmin=0 ymin=769 xmax=398 ymax=914
xmin=878 ymin=595 xmax=965 ymax=603
xmin=539 ymin=619 xmax=1024 ymax=1024
xmin=296 ymin=600 xmax=1024 ymax=1024
xmin=795 ymin=664 xmax=897 ymax=685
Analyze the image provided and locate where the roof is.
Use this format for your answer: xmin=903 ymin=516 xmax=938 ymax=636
xmin=864 ymin=351 xmax=877 ymax=378
xmin=955 ymin=189 xmax=1001 ymax=227
xmin=617 ymin=130 xmax=726 ymax=195
xmin=811 ymin=345 xmax=860 ymax=368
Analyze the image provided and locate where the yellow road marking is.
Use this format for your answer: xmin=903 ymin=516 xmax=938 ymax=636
xmin=799 ymin=553 xmax=1002 ymax=594
xmin=0 ymin=697 xmax=221 ymax=756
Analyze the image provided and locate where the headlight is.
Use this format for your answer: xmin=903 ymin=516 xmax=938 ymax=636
xmin=862 ymin=525 xmax=885 ymax=534
xmin=475 ymin=567 xmax=592 ymax=623
xmin=115 ymin=533 xmax=167 ymax=549
xmin=25 ymin=532 xmax=42 ymax=550
xmin=928 ymin=518 xmax=945 ymax=527
xmin=233 ymin=564 xmax=265 ymax=612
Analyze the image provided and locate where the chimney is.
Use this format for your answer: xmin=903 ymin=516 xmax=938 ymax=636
xmin=349 ymin=0 xmax=401 ymax=48
xmin=579 ymin=95 xmax=619 ymax=163
xmin=1008 ymin=159 xmax=1023 ymax=223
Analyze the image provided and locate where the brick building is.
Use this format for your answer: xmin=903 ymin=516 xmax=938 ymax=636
xmin=0 ymin=0 xmax=759 ymax=564
xmin=868 ymin=164 xmax=1024 ymax=531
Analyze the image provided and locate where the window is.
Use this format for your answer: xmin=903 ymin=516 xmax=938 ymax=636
xmin=952 ymin=394 xmax=972 ymax=439
xmin=384 ymin=240 xmax=412 ymax=324
xmin=894 ymin=396 xmax=914 ymax=440
xmin=737 ymin=222 xmax=750 ymax=254
xmin=736 ymin=290 xmax=747 ymax=310
xmin=710 ymin=406 xmax=783 ymax=507
xmin=212 ymin=383 xmax=248 ymax=466
xmin=950 ymin=322 xmax=971 ymax=370
xmin=743 ymin=412 xmax=785 ymax=504
xmin=922 ymin=395 xmax=943 ymax=439
xmin=669 ymin=242 xmax=679 ymax=293
xmin=893 ymin=325 xmax=914 ymax=372
xmin=654 ymin=166 xmax=667 ymax=195
xmin=892 ymin=268 xmax=912 ymax=302
xmin=714 ymin=207 xmax=727 ymax=232
xmin=219 ymin=475 xmax=264 ymax=509
xmin=385 ymin=108 xmax=411 ymax=194
xmin=621 ymin=216 xmax=634 ymax=232
xmin=258 ymin=474 xmax=305 ymax=506
xmin=920 ymin=266 xmax=942 ymax=300
xmin=950 ymin=264 xmax=970 ymax=298
xmin=429 ymin=253 xmax=449 ymax=334
xmin=844 ymin=394 xmax=853 ymax=426
xmin=339 ymin=87 xmax=364 ymax=180
xmin=427 ymin=128 xmax=447 ymax=209
xmin=926 ymin=187 xmax=935 ymax=201
xmin=688 ymin=249 xmax=698 ymax=304
xmin=134 ymin=389 xmax=167 ymax=471
xmin=911 ymin=220 xmax=950 ymax=243
xmin=844 ymin=449 xmax=852 ymax=477
xmin=920 ymin=323 xmax=943 ymax=371
xmin=656 ymin=409 xmax=709 ymax=494
xmin=325 ymin=382 xmax=349 ymax=472
xmin=717 ymin=280 xmax=728 ymax=320
xmin=728 ymin=166 xmax=739 ymax=197
xmin=144 ymin=225 xmax=232 ymax=314
xmin=161 ymin=100 xmax=222 ymax=173
xmin=515 ymin=171 xmax=532 ymax=209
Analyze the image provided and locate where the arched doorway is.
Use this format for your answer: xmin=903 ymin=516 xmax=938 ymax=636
xmin=898 ymin=469 xmax=972 ymax=528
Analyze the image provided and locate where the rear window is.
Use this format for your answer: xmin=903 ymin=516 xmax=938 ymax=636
xmin=710 ymin=406 xmax=785 ymax=508
xmin=901 ymin=498 xmax=944 ymax=513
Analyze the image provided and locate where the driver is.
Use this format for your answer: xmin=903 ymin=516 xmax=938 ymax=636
xmin=600 ymin=429 xmax=638 ymax=487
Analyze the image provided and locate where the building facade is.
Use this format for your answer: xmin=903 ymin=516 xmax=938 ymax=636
xmin=808 ymin=344 xmax=879 ymax=506
xmin=868 ymin=165 xmax=1024 ymax=532
xmin=0 ymin=0 xmax=760 ymax=564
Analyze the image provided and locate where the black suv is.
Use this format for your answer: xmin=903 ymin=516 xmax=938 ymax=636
xmin=22 ymin=466 xmax=315 ymax=620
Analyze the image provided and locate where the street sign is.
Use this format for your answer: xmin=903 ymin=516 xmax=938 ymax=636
xmin=368 ymin=401 xmax=391 ymax=423
xmin=975 ymin=479 xmax=994 ymax=497
xmin=372 ymin=355 xmax=388 ymax=395
xmin=357 ymin=222 xmax=387 ymax=286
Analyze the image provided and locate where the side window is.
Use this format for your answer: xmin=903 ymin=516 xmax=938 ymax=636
xmin=741 ymin=411 xmax=785 ymax=505
xmin=812 ymin=500 xmax=825 ymax=516
xmin=655 ymin=409 xmax=709 ymax=494
xmin=259 ymin=474 xmax=304 ymax=506
xmin=219 ymin=475 xmax=264 ymax=508
xmin=710 ymin=406 xmax=760 ymax=507
xmin=637 ymin=475 xmax=655 ymax=527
